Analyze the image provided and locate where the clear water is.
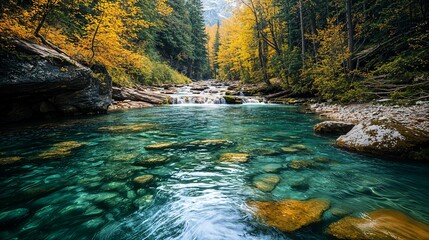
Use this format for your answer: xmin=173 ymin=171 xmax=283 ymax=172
xmin=1 ymin=105 xmax=428 ymax=240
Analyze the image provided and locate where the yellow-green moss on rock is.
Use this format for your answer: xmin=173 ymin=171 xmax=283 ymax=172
xmin=248 ymin=198 xmax=330 ymax=232
xmin=327 ymin=209 xmax=429 ymax=240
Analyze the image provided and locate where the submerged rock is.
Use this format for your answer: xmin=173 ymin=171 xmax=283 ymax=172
xmin=281 ymin=144 xmax=307 ymax=153
xmin=289 ymin=178 xmax=310 ymax=191
xmin=336 ymin=120 xmax=429 ymax=160
xmin=0 ymin=156 xmax=23 ymax=165
xmin=288 ymin=160 xmax=320 ymax=170
xmin=327 ymin=209 xmax=429 ymax=240
xmin=314 ymin=121 xmax=355 ymax=135
xmin=189 ymin=139 xmax=231 ymax=146
xmin=248 ymin=198 xmax=330 ymax=232
xmin=240 ymin=148 xmax=279 ymax=156
xmin=38 ymin=141 xmax=84 ymax=159
xmin=219 ymin=153 xmax=250 ymax=163
xmin=134 ymin=195 xmax=154 ymax=208
xmin=134 ymin=156 xmax=170 ymax=167
xmin=261 ymin=163 xmax=283 ymax=173
xmin=0 ymin=208 xmax=30 ymax=226
xmin=330 ymin=207 xmax=353 ymax=217
xmin=98 ymin=123 xmax=157 ymax=133
xmin=253 ymin=174 xmax=280 ymax=192
xmin=144 ymin=142 xmax=177 ymax=150
xmin=133 ymin=175 xmax=155 ymax=186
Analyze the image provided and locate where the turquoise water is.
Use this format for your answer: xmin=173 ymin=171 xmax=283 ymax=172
xmin=0 ymin=105 xmax=428 ymax=240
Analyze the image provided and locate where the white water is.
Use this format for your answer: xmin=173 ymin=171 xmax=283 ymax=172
xmin=170 ymin=82 xmax=263 ymax=105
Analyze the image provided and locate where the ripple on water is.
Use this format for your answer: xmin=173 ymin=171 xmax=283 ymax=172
xmin=0 ymin=105 xmax=428 ymax=240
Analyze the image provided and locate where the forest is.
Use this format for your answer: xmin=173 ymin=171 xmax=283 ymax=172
xmin=0 ymin=0 xmax=428 ymax=103
xmin=0 ymin=0 xmax=209 ymax=86
xmin=207 ymin=0 xmax=429 ymax=102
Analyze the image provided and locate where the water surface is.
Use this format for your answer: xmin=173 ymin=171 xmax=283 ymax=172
xmin=1 ymin=105 xmax=428 ymax=239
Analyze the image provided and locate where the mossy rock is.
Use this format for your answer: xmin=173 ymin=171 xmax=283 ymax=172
xmin=336 ymin=119 xmax=429 ymax=160
xmin=327 ymin=209 xmax=429 ymax=239
xmin=134 ymin=156 xmax=170 ymax=167
xmin=288 ymin=160 xmax=322 ymax=170
xmin=144 ymin=142 xmax=177 ymax=150
xmin=189 ymin=139 xmax=231 ymax=146
xmin=0 ymin=156 xmax=23 ymax=165
xmin=219 ymin=153 xmax=250 ymax=163
xmin=248 ymin=198 xmax=330 ymax=232
xmin=253 ymin=174 xmax=280 ymax=192
xmin=314 ymin=121 xmax=355 ymax=135
xmin=239 ymin=148 xmax=280 ymax=156
xmin=223 ymin=96 xmax=242 ymax=104
xmin=38 ymin=141 xmax=84 ymax=159
xmin=98 ymin=123 xmax=157 ymax=133
xmin=133 ymin=175 xmax=155 ymax=186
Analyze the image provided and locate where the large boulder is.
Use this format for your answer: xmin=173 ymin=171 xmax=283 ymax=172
xmin=248 ymin=198 xmax=330 ymax=232
xmin=327 ymin=209 xmax=429 ymax=240
xmin=336 ymin=120 xmax=429 ymax=160
xmin=314 ymin=121 xmax=355 ymax=135
xmin=0 ymin=38 xmax=111 ymax=123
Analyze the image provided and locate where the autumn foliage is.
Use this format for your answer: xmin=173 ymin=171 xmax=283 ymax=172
xmin=0 ymin=0 xmax=190 ymax=86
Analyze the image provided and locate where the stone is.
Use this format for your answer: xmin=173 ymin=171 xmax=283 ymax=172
xmin=133 ymin=175 xmax=155 ymax=186
xmin=0 ymin=38 xmax=111 ymax=123
xmin=81 ymin=217 xmax=105 ymax=229
xmin=262 ymin=138 xmax=281 ymax=142
xmin=288 ymin=160 xmax=319 ymax=170
xmin=248 ymin=198 xmax=330 ymax=232
xmin=101 ymin=182 xmax=123 ymax=191
xmin=330 ymin=207 xmax=352 ymax=217
xmin=98 ymin=123 xmax=157 ymax=133
xmin=219 ymin=153 xmax=250 ymax=163
xmin=281 ymin=147 xmax=300 ymax=153
xmin=111 ymin=153 xmax=138 ymax=161
xmin=134 ymin=156 xmax=170 ymax=167
xmin=223 ymin=95 xmax=242 ymax=104
xmin=289 ymin=178 xmax=310 ymax=191
xmin=253 ymin=174 xmax=280 ymax=192
xmin=134 ymin=195 xmax=154 ymax=208
xmin=0 ymin=208 xmax=30 ymax=226
xmin=92 ymin=192 xmax=119 ymax=203
xmin=144 ymin=142 xmax=177 ymax=150
xmin=327 ymin=209 xmax=429 ymax=240
xmin=314 ymin=121 xmax=355 ymax=135
xmin=0 ymin=156 xmax=23 ymax=165
xmin=290 ymin=144 xmax=307 ymax=150
xmin=240 ymin=148 xmax=279 ymax=156
xmin=189 ymin=139 xmax=231 ymax=146
xmin=336 ymin=120 xmax=429 ymax=160
xmin=38 ymin=141 xmax=84 ymax=159
xmin=261 ymin=163 xmax=283 ymax=173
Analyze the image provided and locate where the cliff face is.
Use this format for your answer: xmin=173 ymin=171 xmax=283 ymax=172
xmin=0 ymin=38 xmax=111 ymax=123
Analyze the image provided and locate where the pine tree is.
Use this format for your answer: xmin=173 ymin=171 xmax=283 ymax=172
xmin=213 ymin=21 xmax=221 ymax=79
xmin=187 ymin=0 xmax=209 ymax=80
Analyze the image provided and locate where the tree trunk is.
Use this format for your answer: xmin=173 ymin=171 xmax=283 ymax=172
xmin=346 ymin=0 xmax=354 ymax=70
xmin=299 ymin=0 xmax=305 ymax=66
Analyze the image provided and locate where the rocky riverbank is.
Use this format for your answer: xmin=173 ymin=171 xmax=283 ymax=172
xmin=310 ymin=102 xmax=429 ymax=133
xmin=310 ymin=102 xmax=429 ymax=161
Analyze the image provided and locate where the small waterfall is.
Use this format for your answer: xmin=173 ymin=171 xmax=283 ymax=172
xmin=241 ymin=97 xmax=263 ymax=104
xmin=172 ymin=96 xmax=226 ymax=105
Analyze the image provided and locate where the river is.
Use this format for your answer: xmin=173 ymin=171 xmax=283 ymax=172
xmin=0 ymin=105 xmax=428 ymax=239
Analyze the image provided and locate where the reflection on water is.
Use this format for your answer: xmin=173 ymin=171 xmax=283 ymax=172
xmin=0 ymin=105 xmax=428 ymax=240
